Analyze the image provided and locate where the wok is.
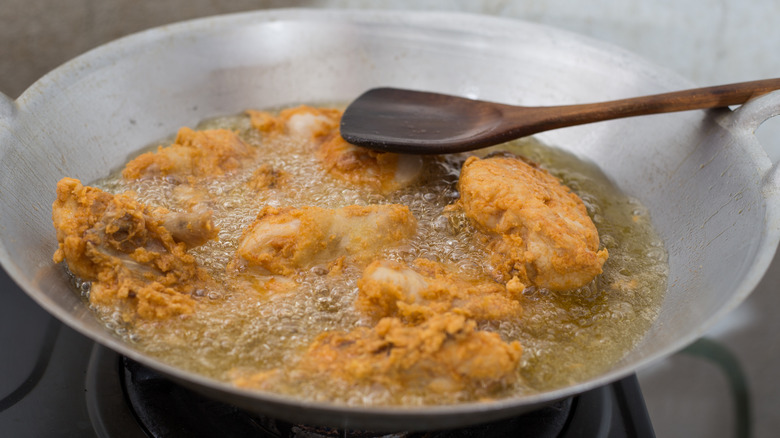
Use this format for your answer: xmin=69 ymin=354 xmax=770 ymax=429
xmin=1 ymin=9 xmax=779 ymax=431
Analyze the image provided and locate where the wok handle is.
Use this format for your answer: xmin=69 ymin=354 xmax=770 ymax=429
xmin=728 ymin=89 xmax=780 ymax=165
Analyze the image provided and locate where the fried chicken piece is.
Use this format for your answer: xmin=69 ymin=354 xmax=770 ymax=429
xmin=317 ymin=134 xmax=424 ymax=194
xmin=232 ymin=313 xmax=522 ymax=398
xmin=247 ymin=105 xmax=341 ymax=141
xmin=122 ymin=127 xmax=256 ymax=180
xmin=452 ymin=155 xmax=608 ymax=291
xmin=52 ymin=178 xmax=217 ymax=320
xmin=357 ymin=259 xmax=522 ymax=323
xmin=231 ymin=204 xmax=417 ymax=276
xmin=248 ymin=105 xmax=423 ymax=193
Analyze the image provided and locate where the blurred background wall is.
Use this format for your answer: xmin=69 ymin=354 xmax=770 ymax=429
xmin=2 ymin=0 xmax=779 ymax=155
xmin=2 ymin=1 xmax=779 ymax=437
xmin=3 ymin=0 xmax=780 ymax=98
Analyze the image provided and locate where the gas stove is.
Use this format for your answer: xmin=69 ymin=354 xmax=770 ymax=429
xmin=0 ymin=266 xmax=654 ymax=437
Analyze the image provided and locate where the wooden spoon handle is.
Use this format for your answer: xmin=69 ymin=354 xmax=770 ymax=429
xmin=503 ymin=78 xmax=780 ymax=136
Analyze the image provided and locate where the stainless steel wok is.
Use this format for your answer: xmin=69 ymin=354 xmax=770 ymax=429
xmin=1 ymin=9 xmax=779 ymax=431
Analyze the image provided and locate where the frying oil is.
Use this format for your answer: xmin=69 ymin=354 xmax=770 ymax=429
xmin=87 ymin=109 xmax=667 ymax=406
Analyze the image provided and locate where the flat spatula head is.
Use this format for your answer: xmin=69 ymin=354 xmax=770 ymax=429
xmin=340 ymin=88 xmax=506 ymax=154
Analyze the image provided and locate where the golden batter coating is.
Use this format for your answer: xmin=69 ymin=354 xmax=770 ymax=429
xmin=245 ymin=163 xmax=289 ymax=191
xmin=452 ymin=155 xmax=608 ymax=291
xmin=248 ymin=105 xmax=423 ymax=193
xmin=231 ymin=204 xmax=417 ymax=276
xmin=247 ymin=105 xmax=341 ymax=142
xmin=52 ymin=177 xmax=217 ymax=320
xmin=357 ymin=258 xmax=523 ymax=323
xmin=317 ymin=134 xmax=424 ymax=194
xmin=122 ymin=127 xmax=256 ymax=180
xmin=232 ymin=313 xmax=522 ymax=399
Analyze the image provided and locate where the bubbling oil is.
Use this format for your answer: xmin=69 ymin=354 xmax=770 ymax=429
xmin=85 ymin=109 xmax=667 ymax=405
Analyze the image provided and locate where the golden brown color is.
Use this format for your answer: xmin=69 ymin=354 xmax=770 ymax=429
xmin=452 ymin=155 xmax=608 ymax=290
xmin=247 ymin=105 xmax=341 ymax=142
xmin=232 ymin=313 xmax=523 ymax=398
xmin=122 ymin=127 xmax=256 ymax=181
xmin=357 ymin=258 xmax=523 ymax=323
xmin=231 ymin=204 xmax=417 ymax=277
xmin=248 ymin=105 xmax=424 ymax=193
xmin=51 ymin=177 xmax=217 ymax=320
xmin=317 ymin=134 xmax=424 ymax=194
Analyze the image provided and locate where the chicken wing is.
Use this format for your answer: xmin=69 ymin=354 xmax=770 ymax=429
xmin=122 ymin=127 xmax=256 ymax=181
xmin=231 ymin=204 xmax=417 ymax=276
xmin=452 ymin=155 xmax=608 ymax=291
xmin=232 ymin=313 xmax=522 ymax=400
xmin=52 ymin=178 xmax=217 ymax=320
xmin=357 ymin=258 xmax=523 ymax=323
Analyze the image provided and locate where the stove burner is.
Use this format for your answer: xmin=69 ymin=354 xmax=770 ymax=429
xmin=86 ymin=345 xmax=655 ymax=437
